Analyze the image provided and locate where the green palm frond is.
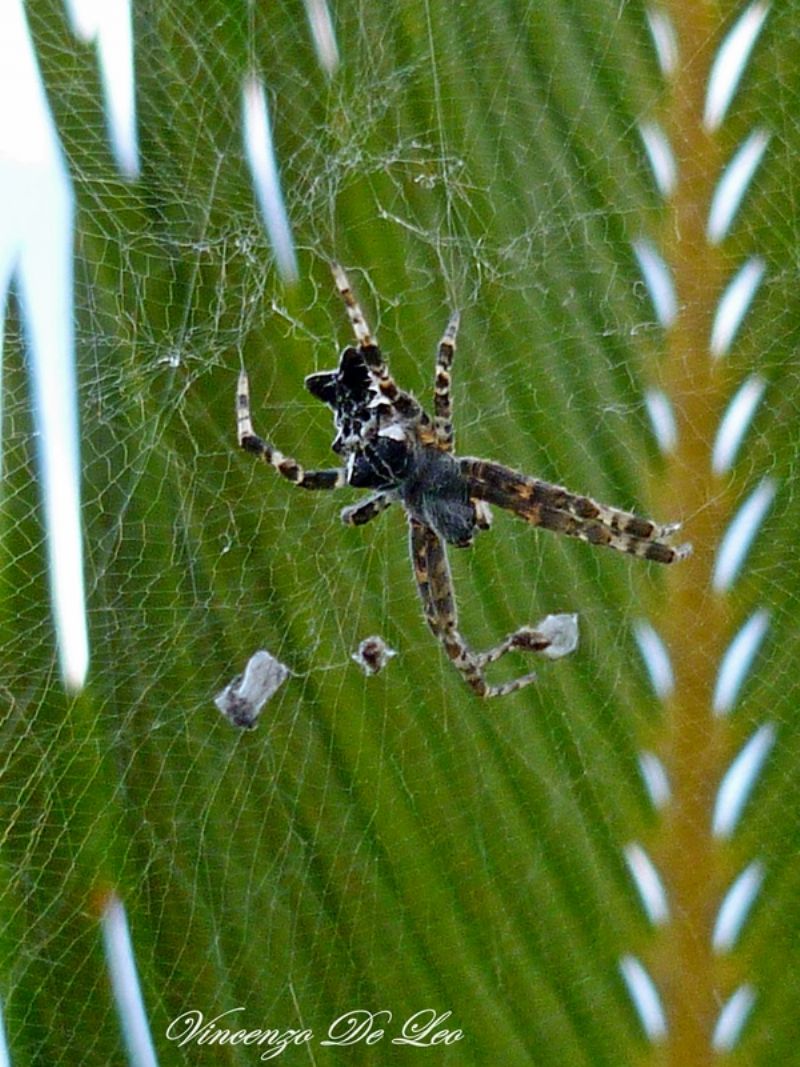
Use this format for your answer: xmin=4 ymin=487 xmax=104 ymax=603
xmin=3 ymin=2 xmax=799 ymax=1064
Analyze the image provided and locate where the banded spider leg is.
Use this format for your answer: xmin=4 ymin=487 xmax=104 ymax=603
xmin=409 ymin=517 xmax=576 ymax=698
xmin=462 ymin=458 xmax=691 ymax=564
xmin=237 ymin=370 xmax=348 ymax=489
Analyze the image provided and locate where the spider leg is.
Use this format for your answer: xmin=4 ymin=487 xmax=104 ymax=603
xmin=237 ymin=370 xmax=347 ymax=489
xmin=331 ymin=262 xmax=434 ymax=432
xmin=341 ymin=490 xmax=398 ymax=527
xmin=331 ymin=262 xmax=375 ymax=348
xmin=461 ymin=458 xmax=692 ymax=564
xmin=430 ymin=309 xmax=490 ymax=524
xmin=409 ymin=517 xmax=564 ymax=698
xmin=433 ymin=310 xmax=459 ymax=452
xmin=474 ymin=499 xmax=493 ymax=530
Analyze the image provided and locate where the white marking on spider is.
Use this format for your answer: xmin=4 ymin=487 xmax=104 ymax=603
xmin=378 ymin=423 xmax=409 ymax=442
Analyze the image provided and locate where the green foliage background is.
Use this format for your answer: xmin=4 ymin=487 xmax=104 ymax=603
xmin=2 ymin=1 xmax=799 ymax=1064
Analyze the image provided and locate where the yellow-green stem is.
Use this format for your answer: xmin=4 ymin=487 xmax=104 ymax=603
xmin=648 ymin=4 xmax=745 ymax=1063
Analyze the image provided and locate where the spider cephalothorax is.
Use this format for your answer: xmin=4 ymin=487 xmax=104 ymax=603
xmin=305 ymin=345 xmax=413 ymax=490
xmin=307 ymin=343 xmax=481 ymax=545
xmin=237 ymin=264 xmax=691 ymax=698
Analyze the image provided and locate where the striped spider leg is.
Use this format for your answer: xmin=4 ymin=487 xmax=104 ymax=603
xmin=409 ymin=518 xmax=573 ymax=698
xmin=460 ymin=458 xmax=692 ymax=564
xmin=330 ymin=263 xmax=420 ymax=529
xmin=237 ymin=369 xmax=348 ymax=490
xmin=432 ymin=309 xmax=459 ymax=451
xmin=429 ymin=309 xmax=492 ymax=530
xmin=331 ymin=262 xmax=427 ymax=426
xmin=340 ymin=489 xmax=400 ymax=527
xmin=237 ymin=263 xmax=412 ymax=506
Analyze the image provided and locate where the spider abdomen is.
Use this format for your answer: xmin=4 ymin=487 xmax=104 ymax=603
xmin=400 ymin=447 xmax=477 ymax=547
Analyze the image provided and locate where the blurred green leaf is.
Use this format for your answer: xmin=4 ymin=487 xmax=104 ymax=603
xmin=3 ymin=1 xmax=800 ymax=1064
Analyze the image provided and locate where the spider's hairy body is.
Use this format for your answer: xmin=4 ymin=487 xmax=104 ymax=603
xmin=237 ymin=265 xmax=691 ymax=698
xmin=308 ymin=345 xmax=478 ymax=545
xmin=307 ymin=346 xmax=413 ymax=490
xmin=400 ymin=446 xmax=478 ymax=548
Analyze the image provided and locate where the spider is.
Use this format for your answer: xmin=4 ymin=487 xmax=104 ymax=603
xmin=237 ymin=265 xmax=691 ymax=698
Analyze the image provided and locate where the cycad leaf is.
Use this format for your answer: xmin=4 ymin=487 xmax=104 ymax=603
xmin=2 ymin=2 xmax=798 ymax=1065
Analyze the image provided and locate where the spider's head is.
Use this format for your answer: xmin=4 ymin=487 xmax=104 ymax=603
xmin=305 ymin=346 xmax=374 ymax=410
xmin=304 ymin=369 xmax=337 ymax=406
xmin=306 ymin=346 xmax=391 ymax=459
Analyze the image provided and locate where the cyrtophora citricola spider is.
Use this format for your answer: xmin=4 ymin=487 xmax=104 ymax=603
xmin=237 ymin=265 xmax=691 ymax=698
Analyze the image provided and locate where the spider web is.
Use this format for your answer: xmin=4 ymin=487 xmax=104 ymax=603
xmin=2 ymin=2 xmax=800 ymax=1064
